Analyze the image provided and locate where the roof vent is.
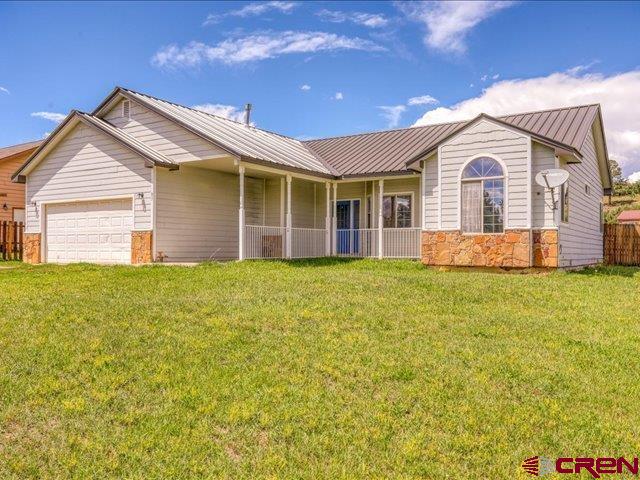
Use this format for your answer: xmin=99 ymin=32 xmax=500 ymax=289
xmin=244 ymin=103 xmax=252 ymax=126
xmin=122 ymin=100 xmax=131 ymax=119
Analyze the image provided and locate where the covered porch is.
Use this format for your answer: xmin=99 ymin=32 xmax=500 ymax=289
xmin=239 ymin=165 xmax=422 ymax=260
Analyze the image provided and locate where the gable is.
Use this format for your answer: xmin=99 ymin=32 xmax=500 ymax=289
xmin=102 ymin=97 xmax=231 ymax=163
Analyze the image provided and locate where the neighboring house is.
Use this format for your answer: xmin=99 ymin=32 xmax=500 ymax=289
xmin=13 ymin=87 xmax=611 ymax=268
xmin=0 ymin=140 xmax=41 ymax=223
xmin=617 ymin=210 xmax=640 ymax=224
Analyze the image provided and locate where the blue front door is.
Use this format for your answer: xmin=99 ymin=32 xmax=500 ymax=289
xmin=337 ymin=200 xmax=360 ymax=255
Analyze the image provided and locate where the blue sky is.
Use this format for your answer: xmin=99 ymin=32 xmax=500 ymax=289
xmin=1 ymin=1 xmax=639 ymax=176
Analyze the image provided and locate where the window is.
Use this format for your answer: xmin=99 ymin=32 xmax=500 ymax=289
xmin=561 ymin=181 xmax=569 ymax=223
xmin=461 ymin=157 xmax=504 ymax=233
xmin=585 ymin=183 xmax=591 ymax=196
xmin=122 ymin=100 xmax=131 ymax=119
xmin=383 ymin=194 xmax=412 ymax=228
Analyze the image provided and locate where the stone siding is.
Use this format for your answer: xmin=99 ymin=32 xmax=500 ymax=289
xmin=131 ymin=231 xmax=153 ymax=264
xmin=532 ymin=229 xmax=558 ymax=268
xmin=24 ymin=233 xmax=41 ymax=264
xmin=421 ymin=230 xmax=531 ymax=268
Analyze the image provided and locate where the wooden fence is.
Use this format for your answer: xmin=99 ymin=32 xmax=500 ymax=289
xmin=604 ymin=223 xmax=640 ymax=266
xmin=0 ymin=221 xmax=24 ymax=261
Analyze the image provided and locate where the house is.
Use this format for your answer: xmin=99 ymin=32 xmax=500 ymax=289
xmin=0 ymin=140 xmax=41 ymax=223
xmin=12 ymin=87 xmax=612 ymax=268
xmin=617 ymin=210 xmax=640 ymax=224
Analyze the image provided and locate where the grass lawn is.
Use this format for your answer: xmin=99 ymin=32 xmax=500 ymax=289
xmin=1 ymin=260 xmax=639 ymax=479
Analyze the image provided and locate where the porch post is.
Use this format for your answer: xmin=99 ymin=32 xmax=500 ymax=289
xmin=286 ymin=175 xmax=292 ymax=259
xmin=378 ymin=179 xmax=384 ymax=259
xmin=325 ymin=182 xmax=331 ymax=256
xmin=238 ymin=165 xmax=245 ymax=261
xmin=332 ymin=182 xmax=337 ymax=256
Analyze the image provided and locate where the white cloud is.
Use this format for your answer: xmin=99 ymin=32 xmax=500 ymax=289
xmin=316 ymin=9 xmax=389 ymax=28
xmin=0 ymin=86 xmax=9 ymax=94
xmin=378 ymin=105 xmax=406 ymax=128
xmin=492 ymin=73 xmax=500 ymax=80
xmin=31 ymin=111 xmax=66 ymax=123
xmin=192 ymin=103 xmax=245 ymax=122
xmin=396 ymin=1 xmax=515 ymax=54
xmin=628 ymin=171 xmax=640 ymax=183
xmin=412 ymin=69 xmax=640 ymax=175
xmin=300 ymin=84 xmax=311 ymax=91
xmin=152 ymin=31 xmax=385 ymax=68
xmin=333 ymin=92 xmax=344 ymax=101
xmin=204 ymin=1 xmax=298 ymax=25
xmin=408 ymin=95 xmax=438 ymax=106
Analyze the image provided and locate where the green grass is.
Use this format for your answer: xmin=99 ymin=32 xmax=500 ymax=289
xmin=1 ymin=260 xmax=639 ymax=479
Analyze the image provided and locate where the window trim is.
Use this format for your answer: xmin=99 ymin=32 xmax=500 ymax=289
xmin=458 ymin=154 xmax=508 ymax=234
xmin=382 ymin=191 xmax=414 ymax=228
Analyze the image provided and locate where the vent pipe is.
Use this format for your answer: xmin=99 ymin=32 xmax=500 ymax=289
xmin=244 ymin=103 xmax=252 ymax=125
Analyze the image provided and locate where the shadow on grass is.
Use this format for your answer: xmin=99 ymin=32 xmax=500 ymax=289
xmin=277 ymin=257 xmax=365 ymax=268
xmin=571 ymin=265 xmax=640 ymax=278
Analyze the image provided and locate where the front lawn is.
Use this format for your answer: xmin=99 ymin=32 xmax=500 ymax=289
xmin=0 ymin=260 xmax=639 ymax=479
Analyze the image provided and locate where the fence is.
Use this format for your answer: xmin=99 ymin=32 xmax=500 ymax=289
xmin=335 ymin=228 xmax=421 ymax=258
xmin=0 ymin=221 xmax=24 ymax=261
xmin=604 ymin=223 xmax=640 ymax=266
xmin=245 ymin=225 xmax=285 ymax=259
xmin=291 ymin=228 xmax=326 ymax=258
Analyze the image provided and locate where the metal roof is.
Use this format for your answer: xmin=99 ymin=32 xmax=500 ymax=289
xmin=117 ymin=88 xmax=335 ymax=176
xmin=0 ymin=140 xmax=42 ymax=161
xmin=304 ymin=104 xmax=601 ymax=176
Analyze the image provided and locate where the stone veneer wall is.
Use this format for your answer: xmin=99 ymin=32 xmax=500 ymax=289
xmin=131 ymin=231 xmax=153 ymax=264
xmin=421 ymin=230 xmax=531 ymax=268
xmin=532 ymin=229 xmax=558 ymax=268
xmin=24 ymin=233 xmax=41 ymax=264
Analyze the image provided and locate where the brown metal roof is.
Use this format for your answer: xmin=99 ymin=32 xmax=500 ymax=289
xmin=304 ymin=104 xmax=600 ymax=176
xmin=0 ymin=140 xmax=42 ymax=161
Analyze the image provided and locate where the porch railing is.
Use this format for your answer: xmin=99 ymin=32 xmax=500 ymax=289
xmin=382 ymin=228 xmax=421 ymax=258
xmin=245 ymin=225 xmax=421 ymax=260
xmin=245 ymin=225 xmax=285 ymax=259
xmin=291 ymin=228 xmax=326 ymax=259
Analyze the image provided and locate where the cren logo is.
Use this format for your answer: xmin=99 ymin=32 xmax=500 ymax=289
xmin=522 ymin=456 xmax=554 ymax=476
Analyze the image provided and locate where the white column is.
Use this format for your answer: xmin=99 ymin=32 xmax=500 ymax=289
xmin=280 ymin=178 xmax=285 ymax=227
xmin=286 ymin=175 xmax=292 ymax=259
xmin=238 ymin=165 xmax=245 ymax=261
xmin=331 ymin=182 xmax=337 ymax=256
xmin=420 ymin=161 xmax=425 ymax=230
xmin=378 ymin=179 xmax=384 ymax=259
xmin=325 ymin=182 xmax=331 ymax=256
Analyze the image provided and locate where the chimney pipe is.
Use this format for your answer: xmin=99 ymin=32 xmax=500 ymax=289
xmin=244 ymin=103 xmax=252 ymax=125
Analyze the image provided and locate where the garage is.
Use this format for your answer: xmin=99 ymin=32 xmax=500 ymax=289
xmin=45 ymin=198 xmax=133 ymax=264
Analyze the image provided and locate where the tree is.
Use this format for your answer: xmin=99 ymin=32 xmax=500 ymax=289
xmin=609 ymin=158 xmax=624 ymax=184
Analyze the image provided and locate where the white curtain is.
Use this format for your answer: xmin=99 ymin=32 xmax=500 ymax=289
xmin=462 ymin=181 xmax=482 ymax=233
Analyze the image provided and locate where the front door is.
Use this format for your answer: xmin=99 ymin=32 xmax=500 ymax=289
xmin=336 ymin=199 xmax=360 ymax=255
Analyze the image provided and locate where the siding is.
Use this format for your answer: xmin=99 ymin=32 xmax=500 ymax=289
xmin=155 ymin=166 xmax=262 ymax=261
xmin=439 ymin=119 xmax=529 ymax=229
xmin=26 ymin=123 xmax=152 ymax=233
xmin=531 ymin=142 xmax=557 ymax=229
xmin=264 ymin=178 xmax=282 ymax=226
xmin=559 ymin=128 xmax=604 ymax=266
xmin=0 ymin=153 xmax=27 ymax=222
xmin=104 ymin=99 xmax=230 ymax=163
xmin=422 ymin=154 xmax=438 ymax=229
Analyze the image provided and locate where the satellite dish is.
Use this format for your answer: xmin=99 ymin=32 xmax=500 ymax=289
xmin=535 ymin=169 xmax=569 ymax=189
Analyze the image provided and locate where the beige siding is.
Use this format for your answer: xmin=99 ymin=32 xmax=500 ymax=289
xmin=439 ymin=119 xmax=529 ymax=229
xmin=264 ymin=178 xmax=282 ymax=226
xmin=26 ymin=123 xmax=151 ymax=233
xmin=531 ymin=142 xmax=557 ymax=229
xmin=422 ymin=154 xmax=438 ymax=229
xmin=104 ymin=98 xmax=230 ymax=163
xmin=559 ymin=128 xmax=604 ymax=267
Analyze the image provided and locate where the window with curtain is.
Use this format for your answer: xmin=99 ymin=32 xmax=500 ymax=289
xmin=382 ymin=194 xmax=412 ymax=228
xmin=461 ymin=157 xmax=505 ymax=233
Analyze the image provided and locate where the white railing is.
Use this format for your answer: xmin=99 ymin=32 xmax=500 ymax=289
xmin=245 ymin=225 xmax=421 ymax=260
xmin=382 ymin=228 xmax=421 ymax=258
xmin=245 ymin=225 xmax=285 ymax=259
xmin=291 ymin=228 xmax=326 ymax=258
xmin=335 ymin=228 xmax=378 ymax=257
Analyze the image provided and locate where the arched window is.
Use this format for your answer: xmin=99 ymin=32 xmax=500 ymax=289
xmin=461 ymin=157 xmax=505 ymax=233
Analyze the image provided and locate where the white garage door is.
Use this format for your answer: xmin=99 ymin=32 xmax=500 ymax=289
xmin=45 ymin=198 xmax=133 ymax=264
